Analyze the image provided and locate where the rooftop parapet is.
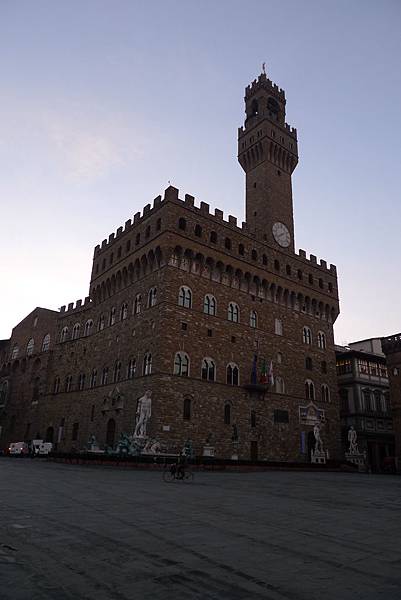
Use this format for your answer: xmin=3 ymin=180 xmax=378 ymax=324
xmin=381 ymin=334 xmax=401 ymax=354
xmin=297 ymin=249 xmax=337 ymax=275
xmin=238 ymin=122 xmax=297 ymax=139
xmin=245 ymin=73 xmax=285 ymax=101
xmin=92 ymin=186 xmax=337 ymax=279
xmin=59 ymin=297 xmax=92 ymax=315
xmin=94 ymin=194 xmax=166 ymax=256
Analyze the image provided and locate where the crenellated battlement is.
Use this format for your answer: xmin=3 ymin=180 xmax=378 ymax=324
xmin=94 ymin=194 xmax=164 ymax=256
xmin=297 ymin=249 xmax=337 ymax=274
xmin=245 ymin=73 xmax=285 ymax=101
xmin=238 ymin=122 xmax=297 ymax=140
xmin=59 ymin=296 xmax=92 ymax=315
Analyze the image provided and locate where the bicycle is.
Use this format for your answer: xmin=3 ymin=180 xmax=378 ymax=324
xmin=162 ymin=462 xmax=194 ymax=483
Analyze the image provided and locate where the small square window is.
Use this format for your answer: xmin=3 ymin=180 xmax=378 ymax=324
xmin=207 ymin=329 xmax=213 ymax=337
xmin=231 ymin=336 xmax=236 ymax=343
xmin=181 ymin=322 xmax=188 ymax=331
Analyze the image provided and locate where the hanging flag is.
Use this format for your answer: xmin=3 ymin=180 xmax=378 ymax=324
xmin=251 ymin=354 xmax=258 ymax=384
xmin=259 ymin=359 xmax=268 ymax=384
xmin=268 ymin=360 xmax=275 ymax=387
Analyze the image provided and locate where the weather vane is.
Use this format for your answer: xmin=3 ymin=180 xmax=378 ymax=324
xmin=262 ymin=62 xmax=266 ymax=75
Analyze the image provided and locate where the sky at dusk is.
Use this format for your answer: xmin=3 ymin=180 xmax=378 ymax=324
xmin=0 ymin=0 xmax=400 ymax=345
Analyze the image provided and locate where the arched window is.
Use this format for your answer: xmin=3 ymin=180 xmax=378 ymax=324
xmin=251 ymin=410 xmax=257 ymax=427
xmin=224 ymin=403 xmax=231 ymax=424
xmin=178 ymin=217 xmax=186 ymax=231
xmin=275 ymin=376 xmax=285 ymax=394
xmin=262 ymin=254 xmax=267 ymax=266
xmin=102 ymin=367 xmax=109 ymax=385
xmin=134 ymin=294 xmax=142 ymax=315
xmin=226 ymin=363 xmax=239 ymax=385
xmin=145 ymin=225 xmax=150 ymax=239
xmin=113 ymin=361 xmax=121 ymax=383
xmin=26 ymin=338 xmax=35 ymax=356
xmin=78 ymin=373 xmax=86 ymax=391
xmin=317 ymin=331 xmax=326 ymax=349
xmin=305 ymin=357 xmax=313 ymax=370
xmin=72 ymin=323 xmax=81 ymax=340
xmin=204 ymin=294 xmax=216 ymax=316
xmin=84 ymin=319 xmax=93 ymax=336
xmin=41 ymin=334 xmax=50 ymax=352
xmin=201 ymin=357 xmax=215 ymax=381
xmin=228 ymin=302 xmax=239 ymax=323
xmin=109 ymin=307 xmax=116 ymax=326
xmin=65 ymin=375 xmax=73 ymax=392
xmin=225 ymin=237 xmax=232 ymax=250
xmin=174 ymin=352 xmax=190 ymax=376
xmin=178 ymin=286 xmax=192 ymax=308
xmin=156 ymin=217 xmax=161 ymax=231
xmin=143 ymin=353 xmax=152 ymax=376
xmin=90 ymin=369 xmax=97 ymax=388
xmin=286 ymin=264 xmax=291 ymax=276
xmin=250 ymin=310 xmax=257 ymax=328
xmin=251 ymin=249 xmax=258 ymax=261
xmin=11 ymin=345 xmax=19 ymax=360
xmin=238 ymin=243 xmax=245 ymax=256
xmin=135 ymin=232 xmax=140 ymax=245
xmin=194 ymin=224 xmax=202 ymax=237
xmin=251 ymin=98 xmax=259 ymax=116
xmin=148 ymin=287 xmax=157 ymax=308
xmin=127 ymin=359 xmax=136 ymax=379
xmin=321 ymin=384 xmax=330 ymax=403
xmin=210 ymin=231 xmax=217 ymax=243
xmin=302 ymin=327 xmax=312 ymax=345
xmin=274 ymin=259 xmax=280 ymax=271
xmin=305 ymin=379 xmax=315 ymax=401
xmin=120 ymin=303 xmax=128 ymax=321
xmin=98 ymin=315 xmax=105 ymax=331
xmin=183 ymin=398 xmax=191 ymax=420
xmin=61 ymin=326 xmax=70 ymax=342
xmin=321 ymin=360 xmax=327 ymax=374
xmin=274 ymin=318 xmax=283 ymax=336
xmin=53 ymin=377 xmax=60 ymax=394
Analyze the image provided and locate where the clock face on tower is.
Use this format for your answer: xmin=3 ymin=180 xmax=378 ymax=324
xmin=272 ymin=222 xmax=291 ymax=247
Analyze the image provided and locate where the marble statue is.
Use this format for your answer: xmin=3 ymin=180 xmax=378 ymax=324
xmin=313 ymin=424 xmax=324 ymax=453
xmin=348 ymin=426 xmax=359 ymax=454
xmin=134 ymin=390 xmax=152 ymax=438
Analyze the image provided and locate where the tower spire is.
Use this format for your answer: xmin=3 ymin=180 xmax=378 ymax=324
xmin=237 ymin=73 xmax=298 ymax=249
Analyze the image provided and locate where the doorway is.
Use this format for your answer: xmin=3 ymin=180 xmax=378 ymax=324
xmin=106 ymin=418 xmax=116 ymax=448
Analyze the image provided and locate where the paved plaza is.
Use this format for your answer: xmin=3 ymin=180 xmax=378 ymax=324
xmin=0 ymin=459 xmax=401 ymax=599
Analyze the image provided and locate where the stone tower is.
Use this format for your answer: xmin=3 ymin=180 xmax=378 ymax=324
xmin=238 ymin=72 xmax=298 ymax=251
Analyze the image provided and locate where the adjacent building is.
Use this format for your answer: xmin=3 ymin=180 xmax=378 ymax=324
xmin=0 ymin=71 xmax=341 ymax=461
xmin=336 ymin=338 xmax=394 ymax=471
xmin=381 ymin=333 xmax=401 ymax=466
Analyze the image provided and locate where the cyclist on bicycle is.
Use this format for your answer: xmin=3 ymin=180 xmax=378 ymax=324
xmin=174 ymin=451 xmax=188 ymax=479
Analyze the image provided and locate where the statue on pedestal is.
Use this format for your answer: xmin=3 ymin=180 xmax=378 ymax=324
xmin=313 ymin=424 xmax=324 ymax=454
xmin=348 ymin=426 xmax=359 ymax=454
xmin=134 ymin=390 xmax=152 ymax=438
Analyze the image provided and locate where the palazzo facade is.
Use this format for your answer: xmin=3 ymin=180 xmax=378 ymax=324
xmin=0 ymin=72 xmax=341 ymax=461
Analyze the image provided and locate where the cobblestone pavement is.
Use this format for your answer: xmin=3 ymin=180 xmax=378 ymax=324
xmin=1 ymin=459 xmax=401 ymax=599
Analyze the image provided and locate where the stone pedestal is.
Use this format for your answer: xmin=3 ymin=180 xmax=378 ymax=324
xmin=345 ymin=452 xmax=367 ymax=471
xmin=203 ymin=445 xmax=215 ymax=457
xmin=311 ymin=449 xmax=327 ymax=464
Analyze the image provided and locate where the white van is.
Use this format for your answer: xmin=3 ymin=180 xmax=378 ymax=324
xmin=9 ymin=442 xmax=29 ymax=455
